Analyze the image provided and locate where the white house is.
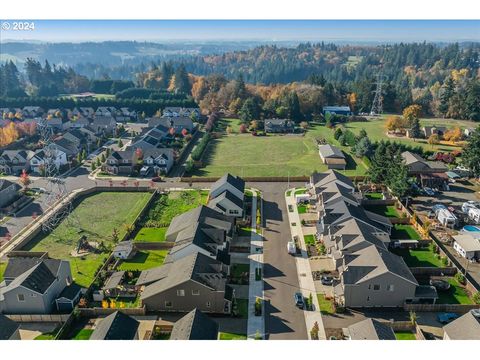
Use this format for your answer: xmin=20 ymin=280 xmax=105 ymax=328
xmin=208 ymin=174 xmax=246 ymax=218
xmin=30 ymin=149 xmax=68 ymax=174
xmin=113 ymin=241 xmax=135 ymax=260
xmin=453 ymin=234 xmax=480 ymax=261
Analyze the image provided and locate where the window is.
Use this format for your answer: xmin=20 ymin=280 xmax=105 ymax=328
xmin=229 ymin=210 xmax=239 ymax=215
xmin=177 ymin=289 xmax=185 ymax=297
xmin=192 ymin=290 xmax=200 ymax=296
xmin=165 ymin=301 xmax=172 ymax=308
xmin=373 ymin=284 xmax=380 ymax=291
xmin=387 ymin=284 xmax=395 ymax=292
xmin=206 ymin=301 xmax=211 ymax=308
xmin=17 ymin=294 xmax=25 ymax=302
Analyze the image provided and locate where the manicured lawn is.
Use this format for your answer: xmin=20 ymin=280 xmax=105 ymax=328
xmin=219 ymin=332 xmax=247 ymax=340
xmin=297 ymin=204 xmax=308 ymax=214
xmin=304 ymin=234 xmax=316 ymax=246
xmin=0 ymin=262 xmax=6 ymax=282
xmin=193 ymin=121 xmax=367 ymax=177
xmin=390 ymin=224 xmax=421 ymax=240
xmin=317 ymin=294 xmax=335 ymax=315
xmin=365 ymin=205 xmax=400 ymax=218
xmin=231 ymin=263 xmax=250 ymax=279
xmin=286 ymin=190 xmax=292 ymax=196
xmin=143 ymin=190 xmax=208 ymax=226
xmin=24 ymin=192 xmax=152 ymax=288
xmin=34 ymin=332 xmax=57 ymax=340
xmin=235 ymin=298 xmax=249 ymax=319
xmin=392 ymin=247 xmax=443 ymax=267
xmin=118 ymin=250 xmax=168 ymax=271
xmin=395 ymin=331 xmax=416 ymax=340
xmin=364 ymin=192 xmax=383 ymax=200
xmin=294 ymin=188 xmax=307 ymax=195
xmin=134 ymin=227 xmax=168 ymax=242
xmin=437 ymin=278 xmax=474 ymax=305
xmin=71 ymin=329 xmax=94 ymax=340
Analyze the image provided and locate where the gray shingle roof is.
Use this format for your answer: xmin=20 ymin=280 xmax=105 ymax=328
xmin=0 ymin=314 xmax=20 ymax=340
xmin=90 ymin=311 xmax=139 ymax=340
xmin=319 ymin=144 xmax=345 ymax=159
xmin=170 ymin=308 xmax=219 ymax=340
xmin=347 ymin=319 xmax=396 ymax=340
xmin=210 ymin=174 xmax=245 ymax=195
xmin=443 ymin=310 xmax=480 ymax=340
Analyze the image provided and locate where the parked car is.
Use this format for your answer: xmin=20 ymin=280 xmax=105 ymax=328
xmin=321 ymin=275 xmax=334 ymax=286
xmin=423 ymin=187 xmax=435 ymax=196
xmin=287 ymin=241 xmax=296 ymax=255
xmin=294 ymin=292 xmax=305 ymax=309
xmin=437 ymin=312 xmax=459 ymax=324
xmin=429 ymin=279 xmax=451 ymax=292
xmin=151 ymin=177 xmax=163 ymax=182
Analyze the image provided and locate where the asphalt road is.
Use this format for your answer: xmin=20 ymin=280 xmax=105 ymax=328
xmin=255 ymin=182 xmax=308 ymax=340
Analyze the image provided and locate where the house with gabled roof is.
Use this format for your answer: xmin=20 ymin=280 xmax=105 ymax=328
xmin=209 ymin=173 xmax=245 ymax=206
xmin=170 ymin=308 xmax=219 ymax=340
xmin=0 ymin=179 xmax=21 ymax=209
xmin=0 ymin=150 xmax=35 ymax=175
xmin=0 ymin=256 xmax=74 ymax=314
xmin=141 ymin=252 xmax=234 ymax=314
xmin=344 ymin=318 xmax=396 ymax=340
xmin=30 ymin=148 xmax=68 ymax=174
xmin=0 ymin=314 xmax=21 ymax=340
xmin=443 ymin=309 xmax=480 ymax=340
xmin=264 ymin=119 xmax=295 ymax=133
xmin=318 ymin=144 xmax=346 ymax=170
xmin=148 ymin=116 xmax=194 ymax=134
xmin=104 ymin=149 xmax=136 ymax=175
xmin=90 ymin=311 xmax=140 ymax=340
xmin=139 ymin=148 xmax=174 ymax=176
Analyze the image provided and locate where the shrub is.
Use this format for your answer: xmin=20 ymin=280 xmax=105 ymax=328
xmin=190 ymin=133 xmax=211 ymax=161
xmin=455 ymin=272 xmax=466 ymax=285
xmin=335 ymin=306 xmax=346 ymax=314
xmin=473 ymin=292 xmax=480 ymax=305
xmin=441 ymin=256 xmax=449 ymax=267
xmin=254 ymin=297 xmax=262 ymax=316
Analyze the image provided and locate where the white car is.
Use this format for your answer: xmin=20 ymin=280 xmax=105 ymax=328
xmin=287 ymin=241 xmax=296 ymax=255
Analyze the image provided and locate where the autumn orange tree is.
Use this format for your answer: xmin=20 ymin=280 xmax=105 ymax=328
xmin=402 ymin=104 xmax=422 ymax=126
xmin=428 ymin=134 xmax=440 ymax=148
xmin=385 ymin=115 xmax=406 ymax=132
xmin=443 ymin=127 xmax=463 ymax=143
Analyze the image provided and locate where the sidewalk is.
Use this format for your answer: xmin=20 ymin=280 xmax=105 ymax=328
xmin=285 ymin=190 xmax=327 ymax=340
xmin=246 ymin=189 xmax=265 ymax=340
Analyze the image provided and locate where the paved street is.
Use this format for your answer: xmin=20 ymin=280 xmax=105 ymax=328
xmin=257 ymin=182 xmax=308 ymax=340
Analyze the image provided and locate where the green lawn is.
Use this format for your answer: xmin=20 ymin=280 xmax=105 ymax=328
xmin=231 ymin=263 xmax=250 ymax=279
xmin=245 ymin=189 xmax=253 ymax=197
xmin=364 ymin=192 xmax=383 ymax=200
xmin=286 ymin=190 xmax=292 ymax=196
xmin=34 ymin=332 xmax=58 ymax=340
xmin=71 ymin=329 xmax=94 ymax=340
xmin=143 ymin=190 xmax=208 ymax=226
xmin=395 ymin=331 xmax=416 ymax=340
xmin=118 ymin=250 xmax=168 ymax=271
xmin=304 ymin=234 xmax=316 ymax=246
xmin=193 ymin=121 xmax=367 ymax=177
xmin=297 ymin=204 xmax=308 ymax=214
xmin=219 ymin=332 xmax=247 ymax=340
xmin=294 ymin=188 xmax=307 ymax=195
xmin=390 ymin=224 xmax=421 ymax=240
xmin=235 ymin=298 xmax=249 ymax=319
xmin=317 ymin=294 xmax=335 ymax=315
xmin=392 ymin=247 xmax=443 ymax=267
xmin=134 ymin=227 xmax=168 ymax=242
xmin=24 ymin=192 xmax=152 ymax=288
xmin=0 ymin=262 xmax=6 ymax=282
xmin=365 ymin=205 xmax=400 ymax=218
xmin=437 ymin=278 xmax=474 ymax=305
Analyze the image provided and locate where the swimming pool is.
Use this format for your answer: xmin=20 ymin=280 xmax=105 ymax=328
xmin=463 ymin=225 xmax=480 ymax=232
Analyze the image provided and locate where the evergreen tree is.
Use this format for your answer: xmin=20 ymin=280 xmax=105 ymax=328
xmin=462 ymin=126 xmax=480 ymax=177
xmin=173 ymin=64 xmax=191 ymax=94
xmin=409 ymin=117 xmax=421 ymax=139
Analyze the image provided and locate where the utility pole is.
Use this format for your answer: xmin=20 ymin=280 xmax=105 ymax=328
xmin=370 ymin=72 xmax=386 ymax=116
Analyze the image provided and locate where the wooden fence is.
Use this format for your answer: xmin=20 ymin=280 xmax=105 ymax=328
xmin=403 ymin=303 xmax=480 ymax=313
xmin=78 ymin=306 xmax=146 ymax=317
xmin=410 ymin=267 xmax=457 ymax=277
xmin=134 ymin=242 xmax=174 ymax=250
xmin=5 ymin=314 xmax=70 ymax=322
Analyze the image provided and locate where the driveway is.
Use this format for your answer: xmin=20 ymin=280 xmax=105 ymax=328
xmin=256 ymin=182 xmax=308 ymax=340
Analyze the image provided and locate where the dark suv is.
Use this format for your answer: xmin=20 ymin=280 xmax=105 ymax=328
xmin=294 ymin=292 xmax=305 ymax=309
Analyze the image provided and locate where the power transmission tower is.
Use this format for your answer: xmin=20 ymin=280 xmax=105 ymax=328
xmin=37 ymin=119 xmax=78 ymax=233
xmin=370 ymin=72 xmax=386 ymax=116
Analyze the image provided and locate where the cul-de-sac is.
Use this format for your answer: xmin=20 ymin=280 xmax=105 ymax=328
xmin=1 ymin=22 xmax=480 ymax=341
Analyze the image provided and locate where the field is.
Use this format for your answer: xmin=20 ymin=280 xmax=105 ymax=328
xmin=118 ymin=250 xmax=168 ymax=271
xmin=23 ymin=192 xmax=152 ymax=288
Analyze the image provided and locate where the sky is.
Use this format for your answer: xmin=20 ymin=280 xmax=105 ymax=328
xmin=1 ymin=20 xmax=479 ymax=43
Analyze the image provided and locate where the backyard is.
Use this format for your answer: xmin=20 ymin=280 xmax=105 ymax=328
xmin=118 ymin=250 xmax=168 ymax=271
xmin=234 ymin=298 xmax=249 ymax=318
xmin=390 ymin=224 xmax=421 ymax=240
xmin=219 ymin=332 xmax=247 ymax=340
xmin=391 ymin=247 xmax=443 ymax=267
xmin=135 ymin=190 xmax=208 ymax=242
xmin=71 ymin=328 xmax=94 ymax=340
xmin=304 ymin=234 xmax=316 ymax=246
xmin=364 ymin=205 xmax=401 ymax=218
xmin=395 ymin=331 xmax=416 ymax=340
xmin=23 ymin=191 xmax=152 ymax=288
xmin=436 ymin=278 xmax=474 ymax=305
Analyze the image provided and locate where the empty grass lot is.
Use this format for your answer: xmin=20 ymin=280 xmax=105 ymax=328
xmin=24 ymin=192 xmax=152 ymax=288
xmin=317 ymin=294 xmax=335 ymax=315
xmin=219 ymin=332 xmax=247 ymax=340
xmin=390 ymin=224 xmax=421 ymax=240
xmin=395 ymin=331 xmax=416 ymax=340
xmin=392 ymin=247 xmax=443 ymax=267
xmin=437 ymin=278 xmax=474 ymax=305
xmin=118 ymin=250 xmax=168 ymax=271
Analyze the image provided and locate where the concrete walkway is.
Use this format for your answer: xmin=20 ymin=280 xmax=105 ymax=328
xmin=246 ymin=189 xmax=265 ymax=340
xmin=285 ymin=190 xmax=327 ymax=340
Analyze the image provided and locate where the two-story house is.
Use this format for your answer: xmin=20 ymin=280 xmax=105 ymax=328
xmin=0 ymin=150 xmax=35 ymax=175
xmin=29 ymin=148 xmax=68 ymax=174
xmin=0 ymin=179 xmax=21 ymax=209
xmin=104 ymin=150 xmax=136 ymax=175
xmin=207 ymin=173 xmax=245 ymax=218
xmin=139 ymin=148 xmax=174 ymax=176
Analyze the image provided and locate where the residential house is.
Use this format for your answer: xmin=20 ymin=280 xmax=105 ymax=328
xmin=318 ymin=144 xmax=347 ymax=170
xmin=208 ymin=174 xmax=245 ymax=218
xmin=0 ymin=150 xmax=35 ymax=175
xmin=443 ymin=309 xmax=480 ymax=340
xmin=113 ymin=241 xmax=136 ymax=260
xmin=29 ymin=148 xmax=68 ymax=174
xmin=95 ymin=107 xmax=117 ymax=118
xmin=344 ymin=319 xmax=396 ymax=340
xmin=401 ymin=151 xmax=449 ymax=189
xmin=55 ymin=283 xmax=82 ymax=313
xmin=53 ymin=137 xmax=79 ymax=160
xmin=165 ymin=205 xmax=233 ymax=265
xmin=0 ymin=314 xmax=21 ymax=340
xmin=140 ymin=252 xmax=234 ymax=314
xmin=323 ymin=106 xmax=353 ymax=116
xmin=162 ymin=107 xmax=200 ymax=118
xmin=44 ymin=117 xmax=65 ymax=132
xmin=64 ymin=116 xmax=91 ymax=129
xmin=170 ymin=308 xmax=219 ymax=340
xmin=148 ymin=116 xmax=194 ymax=134
xmin=91 ymin=116 xmax=116 ymax=136
xmin=130 ymin=124 xmax=170 ymax=151
xmin=139 ymin=148 xmax=175 ymax=176
xmin=22 ymin=106 xmax=45 ymax=118
xmin=453 ymin=234 xmax=480 ymax=261
xmin=0 ymin=257 xmax=73 ymax=314
xmin=104 ymin=150 xmax=136 ymax=175
xmin=264 ymin=119 xmax=295 ymax=133
xmin=90 ymin=311 xmax=140 ymax=340
xmin=72 ymin=107 xmax=95 ymax=118
xmin=117 ymin=108 xmax=137 ymax=123
xmin=0 ymin=180 xmax=21 ymax=209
